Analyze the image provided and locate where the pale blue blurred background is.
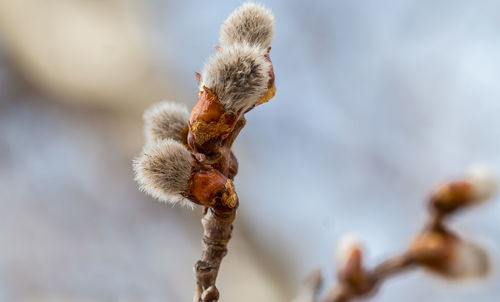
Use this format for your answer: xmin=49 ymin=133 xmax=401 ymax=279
xmin=0 ymin=1 xmax=499 ymax=301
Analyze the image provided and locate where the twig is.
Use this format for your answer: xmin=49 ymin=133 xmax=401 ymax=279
xmin=321 ymin=254 xmax=415 ymax=302
xmin=298 ymin=165 xmax=497 ymax=302
xmin=193 ymin=207 xmax=236 ymax=301
xmin=134 ymin=4 xmax=276 ymax=301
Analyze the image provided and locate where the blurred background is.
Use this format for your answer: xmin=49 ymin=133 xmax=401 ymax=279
xmin=1 ymin=0 xmax=499 ymax=301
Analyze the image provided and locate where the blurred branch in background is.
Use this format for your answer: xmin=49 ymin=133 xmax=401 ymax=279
xmin=293 ymin=166 xmax=496 ymax=302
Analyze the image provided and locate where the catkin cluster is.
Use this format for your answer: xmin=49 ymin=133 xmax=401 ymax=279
xmin=133 ymin=2 xmax=275 ymax=210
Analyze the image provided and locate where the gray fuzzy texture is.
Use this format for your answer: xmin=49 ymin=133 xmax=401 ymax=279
xmin=200 ymin=43 xmax=271 ymax=113
xmin=133 ymin=139 xmax=194 ymax=206
xmin=143 ymin=101 xmax=190 ymax=146
xmin=219 ymin=2 xmax=275 ymax=49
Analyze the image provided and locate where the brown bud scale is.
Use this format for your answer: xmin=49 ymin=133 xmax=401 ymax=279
xmin=189 ymin=86 xmax=240 ymax=147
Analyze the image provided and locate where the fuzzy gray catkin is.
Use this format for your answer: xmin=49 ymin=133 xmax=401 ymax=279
xmin=143 ymin=101 xmax=189 ymax=146
xmin=219 ymin=2 xmax=275 ymax=49
xmin=200 ymin=43 xmax=271 ymax=113
xmin=133 ymin=138 xmax=194 ymax=206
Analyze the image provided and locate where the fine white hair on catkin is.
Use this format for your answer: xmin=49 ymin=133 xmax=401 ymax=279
xmin=143 ymin=101 xmax=190 ymax=146
xmin=200 ymin=43 xmax=271 ymax=113
xmin=133 ymin=139 xmax=194 ymax=207
xmin=219 ymin=2 xmax=275 ymax=49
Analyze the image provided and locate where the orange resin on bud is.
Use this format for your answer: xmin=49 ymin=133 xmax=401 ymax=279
xmin=254 ymin=51 xmax=276 ymax=107
xmin=255 ymin=85 xmax=276 ymax=106
xmin=188 ymin=86 xmax=239 ymax=156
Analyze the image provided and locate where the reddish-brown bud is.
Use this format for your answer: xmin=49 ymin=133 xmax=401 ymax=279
xmin=186 ymin=161 xmax=238 ymax=209
xmin=335 ymin=236 xmax=375 ymax=297
xmin=429 ymin=166 xmax=497 ymax=215
xmin=409 ymin=230 xmax=490 ymax=279
xmin=429 ymin=181 xmax=475 ymax=214
xmin=188 ymin=86 xmax=240 ymax=158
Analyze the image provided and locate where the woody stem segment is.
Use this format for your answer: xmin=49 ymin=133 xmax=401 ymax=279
xmin=193 ymin=208 xmax=236 ymax=302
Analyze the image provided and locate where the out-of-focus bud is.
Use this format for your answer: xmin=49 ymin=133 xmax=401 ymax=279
xmin=429 ymin=165 xmax=497 ymax=215
xmin=447 ymin=240 xmax=490 ymax=279
xmin=335 ymin=235 xmax=372 ymax=295
xmin=466 ymin=164 xmax=497 ymax=202
xmin=336 ymin=235 xmax=363 ymax=276
xmin=410 ymin=230 xmax=490 ymax=279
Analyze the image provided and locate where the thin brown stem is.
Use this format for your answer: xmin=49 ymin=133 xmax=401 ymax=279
xmin=315 ymin=178 xmax=485 ymax=302
xmin=424 ymin=209 xmax=445 ymax=231
xmin=321 ymin=253 xmax=415 ymax=302
xmin=371 ymin=253 xmax=415 ymax=280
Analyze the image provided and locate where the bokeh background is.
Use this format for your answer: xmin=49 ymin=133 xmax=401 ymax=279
xmin=1 ymin=0 xmax=499 ymax=301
